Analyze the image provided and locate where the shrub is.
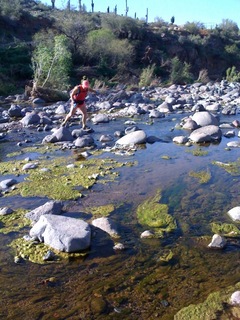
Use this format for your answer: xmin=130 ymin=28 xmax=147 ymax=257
xmin=225 ymin=66 xmax=240 ymax=82
xmin=139 ymin=64 xmax=156 ymax=87
xmin=170 ymin=57 xmax=193 ymax=84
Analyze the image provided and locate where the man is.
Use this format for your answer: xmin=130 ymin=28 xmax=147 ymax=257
xmin=62 ymin=78 xmax=97 ymax=129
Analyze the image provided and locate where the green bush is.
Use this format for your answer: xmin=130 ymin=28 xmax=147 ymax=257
xmin=139 ymin=64 xmax=156 ymax=87
xmin=225 ymin=66 xmax=240 ymax=82
xmin=170 ymin=57 xmax=193 ymax=84
xmin=86 ymin=28 xmax=134 ymax=75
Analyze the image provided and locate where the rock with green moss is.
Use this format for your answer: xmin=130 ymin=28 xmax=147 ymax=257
xmin=174 ymin=282 xmax=240 ymax=320
xmin=211 ymin=222 xmax=240 ymax=237
xmin=136 ymin=190 xmax=177 ymax=237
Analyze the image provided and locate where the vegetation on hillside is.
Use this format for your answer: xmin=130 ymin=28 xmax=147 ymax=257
xmin=0 ymin=0 xmax=240 ymax=96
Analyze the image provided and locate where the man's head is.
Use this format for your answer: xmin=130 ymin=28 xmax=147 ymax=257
xmin=82 ymin=79 xmax=89 ymax=89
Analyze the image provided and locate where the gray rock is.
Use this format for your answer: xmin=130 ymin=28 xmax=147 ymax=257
xmin=0 ymin=207 xmax=13 ymax=215
xmin=20 ymin=112 xmax=41 ymax=126
xmin=74 ymin=135 xmax=95 ymax=148
xmin=173 ymin=136 xmax=188 ymax=144
xmin=227 ymin=206 xmax=240 ymax=221
xmin=208 ymin=234 xmax=226 ymax=249
xmin=25 ymin=200 xmax=63 ymax=223
xmin=29 ymin=214 xmax=91 ymax=252
xmin=92 ymin=217 xmax=119 ymax=237
xmin=227 ymin=141 xmax=240 ymax=148
xmin=116 ymin=130 xmax=147 ymax=146
xmin=191 ymin=111 xmax=219 ymax=127
xmin=8 ymin=104 xmax=23 ymax=118
xmin=92 ymin=113 xmax=109 ymax=124
xmin=230 ymin=291 xmax=240 ymax=305
xmin=189 ymin=125 xmax=222 ymax=143
xmin=22 ymin=162 xmax=38 ymax=170
xmin=0 ymin=178 xmax=18 ymax=189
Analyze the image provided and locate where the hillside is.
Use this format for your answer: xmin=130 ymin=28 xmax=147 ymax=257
xmin=0 ymin=0 xmax=240 ymax=96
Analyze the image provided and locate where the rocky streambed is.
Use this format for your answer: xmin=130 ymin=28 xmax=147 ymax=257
xmin=0 ymin=81 xmax=240 ymax=319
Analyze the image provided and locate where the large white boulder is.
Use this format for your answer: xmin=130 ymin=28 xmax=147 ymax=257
xmin=115 ymin=130 xmax=147 ymax=146
xmin=227 ymin=206 xmax=240 ymax=221
xmin=191 ymin=111 xmax=219 ymax=127
xmin=30 ymin=214 xmax=91 ymax=252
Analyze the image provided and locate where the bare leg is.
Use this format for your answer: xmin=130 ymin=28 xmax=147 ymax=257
xmin=62 ymin=103 xmax=77 ymax=126
xmin=78 ymin=104 xmax=87 ymax=128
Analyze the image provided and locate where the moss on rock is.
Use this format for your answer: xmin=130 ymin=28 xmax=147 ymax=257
xmin=211 ymin=222 xmax=240 ymax=237
xmin=174 ymin=282 xmax=240 ymax=320
xmin=189 ymin=169 xmax=211 ymax=184
xmin=136 ymin=189 xmax=177 ymax=236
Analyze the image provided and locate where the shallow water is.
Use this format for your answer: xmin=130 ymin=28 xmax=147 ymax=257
xmin=0 ymin=111 xmax=240 ymax=319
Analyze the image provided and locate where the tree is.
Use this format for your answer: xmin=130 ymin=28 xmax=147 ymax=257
xmin=32 ymin=34 xmax=72 ymax=90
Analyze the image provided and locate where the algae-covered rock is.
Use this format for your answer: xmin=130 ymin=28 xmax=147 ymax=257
xmin=174 ymin=282 xmax=240 ymax=320
xmin=136 ymin=190 xmax=177 ymax=236
xmin=211 ymin=222 xmax=240 ymax=237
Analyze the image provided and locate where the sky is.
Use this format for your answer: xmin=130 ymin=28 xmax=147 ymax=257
xmin=42 ymin=0 xmax=240 ymax=28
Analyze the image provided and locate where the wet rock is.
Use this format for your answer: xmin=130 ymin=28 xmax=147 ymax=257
xmin=227 ymin=206 xmax=240 ymax=221
xmin=230 ymin=291 xmax=240 ymax=305
xmin=25 ymin=200 xmax=63 ymax=223
xmin=92 ymin=113 xmax=109 ymax=124
xmin=113 ymin=243 xmax=125 ymax=250
xmin=191 ymin=111 xmax=219 ymax=127
xmin=22 ymin=162 xmax=38 ymax=171
xmin=0 ymin=207 xmax=13 ymax=215
xmin=30 ymin=214 xmax=91 ymax=252
xmin=92 ymin=217 xmax=119 ymax=238
xmin=115 ymin=130 xmax=147 ymax=146
xmin=140 ymin=230 xmax=155 ymax=238
xmin=189 ymin=125 xmax=222 ymax=143
xmin=8 ymin=104 xmax=23 ymax=118
xmin=20 ymin=112 xmax=41 ymax=126
xmin=74 ymin=135 xmax=95 ymax=148
xmin=208 ymin=234 xmax=226 ymax=249
xmin=227 ymin=141 xmax=240 ymax=148
xmin=0 ymin=178 xmax=18 ymax=189
xmin=173 ymin=136 xmax=188 ymax=144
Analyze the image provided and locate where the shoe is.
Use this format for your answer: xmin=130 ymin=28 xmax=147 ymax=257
xmin=82 ymin=125 xmax=91 ymax=130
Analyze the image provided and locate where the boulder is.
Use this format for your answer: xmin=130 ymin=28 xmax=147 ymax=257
xmin=208 ymin=234 xmax=226 ymax=249
xmin=92 ymin=217 xmax=119 ymax=237
xmin=20 ymin=112 xmax=41 ymax=126
xmin=25 ymin=200 xmax=63 ymax=223
xmin=115 ymin=130 xmax=147 ymax=146
xmin=29 ymin=214 xmax=91 ymax=252
xmin=189 ymin=125 xmax=222 ymax=143
xmin=227 ymin=206 xmax=240 ymax=221
xmin=191 ymin=111 xmax=219 ymax=127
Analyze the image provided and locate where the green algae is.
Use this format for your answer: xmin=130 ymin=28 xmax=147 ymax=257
xmin=212 ymin=158 xmax=240 ymax=176
xmin=1 ymin=156 xmax=131 ymax=200
xmin=0 ymin=209 xmax=30 ymax=234
xmin=10 ymin=237 xmax=88 ymax=264
xmin=211 ymin=222 xmax=240 ymax=237
xmin=186 ymin=148 xmax=209 ymax=156
xmin=174 ymin=282 xmax=240 ymax=320
xmin=136 ymin=189 xmax=177 ymax=237
xmin=189 ymin=169 xmax=211 ymax=184
xmin=157 ymin=249 xmax=174 ymax=264
xmin=6 ymin=144 xmax=59 ymax=158
xmin=89 ymin=204 xmax=115 ymax=217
